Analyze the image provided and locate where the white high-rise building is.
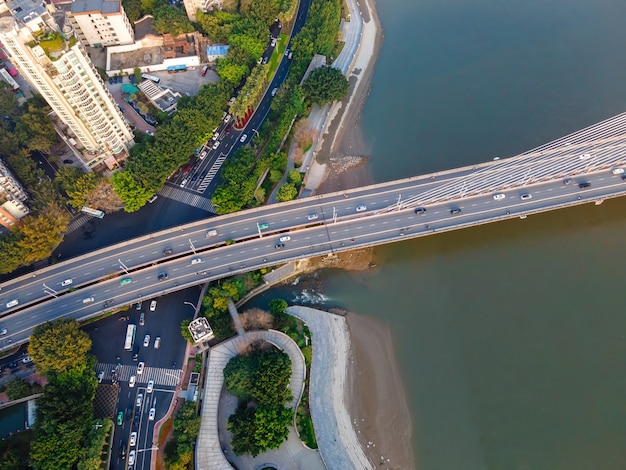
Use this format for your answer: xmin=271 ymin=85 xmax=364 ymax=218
xmin=0 ymin=14 xmax=134 ymax=169
xmin=69 ymin=0 xmax=134 ymax=47
xmin=0 ymin=159 xmax=29 ymax=229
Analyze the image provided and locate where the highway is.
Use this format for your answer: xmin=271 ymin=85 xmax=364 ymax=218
xmin=3 ymin=110 xmax=626 ymax=349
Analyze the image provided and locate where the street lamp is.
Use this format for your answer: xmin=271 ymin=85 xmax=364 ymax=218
xmin=251 ymin=128 xmax=260 ymax=138
xmin=183 ymin=301 xmax=196 ymax=312
xmin=189 ymin=238 xmax=196 ymax=254
xmin=118 ymin=259 xmax=129 ymax=274
xmin=42 ymin=283 xmax=58 ymax=295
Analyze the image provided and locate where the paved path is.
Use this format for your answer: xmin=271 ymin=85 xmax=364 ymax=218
xmin=196 ymin=329 xmax=309 ymax=469
xmin=287 ymin=306 xmax=373 ymax=470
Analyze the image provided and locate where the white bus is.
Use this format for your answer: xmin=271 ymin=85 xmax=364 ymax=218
xmin=124 ymin=324 xmax=137 ymax=351
xmin=81 ymin=206 xmax=105 ymax=219
xmin=141 ymin=73 xmax=161 ymax=84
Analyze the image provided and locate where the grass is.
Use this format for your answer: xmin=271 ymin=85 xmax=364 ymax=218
xmin=266 ymin=34 xmax=289 ymax=81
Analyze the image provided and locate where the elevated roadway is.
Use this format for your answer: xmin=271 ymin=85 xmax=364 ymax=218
xmin=3 ymin=111 xmax=626 ymax=348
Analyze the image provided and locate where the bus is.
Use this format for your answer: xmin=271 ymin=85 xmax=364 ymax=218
xmin=81 ymin=206 xmax=105 ymax=219
xmin=124 ymin=324 xmax=137 ymax=351
xmin=141 ymin=73 xmax=161 ymax=84
xmin=167 ymin=64 xmax=187 ymax=73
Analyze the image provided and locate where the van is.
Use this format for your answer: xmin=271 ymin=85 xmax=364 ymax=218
xmin=205 ymin=229 xmax=218 ymax=238
xmin=83 ymin=297 xmax=95 ymax=304
xmin=201 ymin=65 xmax=209 ymax=76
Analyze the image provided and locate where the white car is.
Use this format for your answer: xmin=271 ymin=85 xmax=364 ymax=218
xmin=61 ymin=279 xmax=73 ymax=287
xmin=130 ymin=432 xmax=137 ymax=447
xmin=279 ymin=235 xmax=291 ymax=242
xmin=212 ymin=140 xmax=220 ymax=150
xmin=307 ymin=214 xmax=319 ymax=221
xmin=129 ymin=375 xmax=136 ymax=387
xmin=493 ymin=193 xmax=506 ymax=201
xmin=6 ymin=299 xmax=18 ymax=308
xmin=240 ymin=133 xmax=248 ymax=143
xmin=147 ymin=380 xmax=154 ymax=393
xmin=191 ymin=257 xmax=202 ymax=265
xmin=143 ymin=335 xmax=150 ymax=347
xmin=355 ymin=205 xmax=367 ymax=212
xmin=180 ymin=178 xmax=188 ymax=188
xmin=128 ymin=450 xmax=136 ymax=466
xmin=579 ymin=153 xmax=592 ymax=160
xmin=149 ymin=408 xmax=156 ymax=421
xmin=22 ymin=356 xmax=32 ymax=364
xmin=97 ymin=371 xmax=105 ymax=383
xmin=520 ymin=193 xmax=532 ymax=200
xmin=137 ymin=362 xmax=145 ymax=375
xmin=271 ymin=88 xmax=278 ymax=96
xmin=136 ymin=394 xmax=143 ymax=407
xmin=154 ymin=337 xmax=161 ymax=349
xmin=612 ymin=168 xmax=624 ymax=175
xmin=150 ymin=300 xmax=157 ymax=311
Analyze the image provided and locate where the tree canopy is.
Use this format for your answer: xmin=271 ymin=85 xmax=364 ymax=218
xmin=302 ymin=66 xmax=350 ymax=106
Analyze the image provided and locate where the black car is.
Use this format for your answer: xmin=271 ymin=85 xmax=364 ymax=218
xmin=132 ymin=346 xmax=139 ymax=361
xmin=108 ymin=77 xmax=113 ymax=84
xmin=158 ymin=272 xmax=168 ymax=281
xmin=62 ymin=159 xmax=73 ymax=164
xmin=125 ymin=407 xmax=132 ymax=421
xmin=578 ymin=181 xmax=591 ymax=188
xmin=163 ymin=248 xmax=173 ymax=256
xmin=450 ymin=208 xmax=461 ymax=215
xmin=414 ymin=208 xmax=427 ymax=215
xmin=133 ymin=411 xmax=140 ymax=427
xmin=274 ymin=243 xmax=285 ymax=250
xmin=119 ymin=441 xmax=127 ymax=460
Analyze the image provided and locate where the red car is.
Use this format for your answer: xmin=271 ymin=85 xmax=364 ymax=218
xmin=183 ymin=165 xmax=191 ymax=174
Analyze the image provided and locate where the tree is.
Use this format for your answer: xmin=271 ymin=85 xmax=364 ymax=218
xmin=224 ymin=355 xmax=257 ymax=401
xmin=0 ymin=230 xmax=26 ymax=274
xmin=302 ymin=66 xmax=350 ymax=106
xmin=65 ymin=173 xmax=97 ymax=209
xmin=16 ymin=204 xmax=70 ymax=264
xmin=268 ymin=298 xmax=288 ymax=314
xmin=5 ymin=378 xmax=32 ymax=400
xmin=15 ymin=104 xmax=57 ymax=152
xmin=29 ymin=319 xmax=93 ymax=375
xmin=287 ymin=169 xmax=302 ymax=185
xmin=254 ymin=187 xmax=265 ymax=204
xmin=269 ymin=169 xmax=283 ymax=184
xmin=180 ymin=319 xmax=194 ymax=343
xmin=276 ymin=183 xmax=297 ymax=202
xmin=227 ymin=406 xmax=261 ymax=457
xmin=153 ymin=5 xmax=194 ymax=36
xmin=111 ymin=170 xmax=154 ymax=212
xmin=253 ymin=405 xmax=292 ymax=450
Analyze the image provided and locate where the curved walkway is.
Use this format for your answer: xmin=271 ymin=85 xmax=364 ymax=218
xmin=195 ymin=329 xmax=308 ymax=470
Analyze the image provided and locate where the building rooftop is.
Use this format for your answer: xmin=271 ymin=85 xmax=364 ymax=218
xmin=5 ymin=0 xmax=47 ymax=24
xmin=71 ymin=0 xmax=122 ymax=15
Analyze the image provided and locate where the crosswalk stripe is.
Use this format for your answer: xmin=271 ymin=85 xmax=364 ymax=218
xmin=157 ymin=185 xmax=217 ymax=213
xmin=65 ymin=213 xmax=91 ymax=234
xmin=96 ymin=363 xmax=182 ymax=387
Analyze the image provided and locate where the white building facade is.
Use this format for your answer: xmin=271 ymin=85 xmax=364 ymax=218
xmin=0 ymin=15 xmax=134 ymax=168
xmin=0 ymin=159 xmax=29 ymax=229
xmin=69 ymin=0 xmax=134 ymax=47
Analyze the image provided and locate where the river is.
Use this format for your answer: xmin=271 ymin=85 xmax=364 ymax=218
xmin=258 ymin=0 xmax=626 ymax=468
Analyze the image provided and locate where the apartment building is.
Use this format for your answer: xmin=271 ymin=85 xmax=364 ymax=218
xmin=181 ymin=0 xmax=221 ymax=22
xmin=0 ymin=11 xmax=134 ymax=169
xmin=68 ymin=0 xmax=134 ymax=47
xmin=0 ymin=159 xmax=29 ymax=229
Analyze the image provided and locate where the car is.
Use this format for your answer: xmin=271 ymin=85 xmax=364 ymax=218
xmin=22 ymin=356 xmax=32 ymax=364
xmin=125 ymin=407 xmax=132 ymax=421
xmin=120 ymin=278 xmax=132 ymax=286
xmin=139 ymin=312 xmax=145 ymax=326
xmin=212 ymin=140 xmax=220 ymax=150
xmin=493 ymin=193 xmax=506 ymax=201
xmin=135 ymin=302 xmax=142 ymax=311
xmin=62 ymin=279 xmax=73 ymax=287
xmin=201 ymin=65 xmax=209 ymax=76
xmin=191 ymin=174 xmax=198 ymax=183
xmin=108 ymin=77 xmax=113 ymax=84
xmin=119 ymin=106 xmax=125 ymax=113
xmin=137 ymin=361 xmax=146 ymax=375
xmin=579 ymin=153 xmax=592 ymax=160
xmin=307 ymin=213 xmax=319 ymax=221
xmin=414 ymin=208 xmax=427 ymax=215
xmin=262 ymin=56 xmax=268 ymax=64
xmin=240 ymin=133 xmax=248 ymax=143
xmin=199 ymin=150 xmax=208 ymax=160
xmin=133 ymin=347 xmax=139 ymax=361
xmin=180 ymin=178 xmax=188 ymax=188
xmin=271 ymin=87 xmax=278 ymax=96
xmin=224 ymin=114 xmax=231 ymax=124
xmin=183 ymin=165 xmax=191 ymax=174
xmin=206 ymin=229 xmax=218 ymax=237
xmin=520 ymin=193 xmax=533 ymax=200
xmin=148 ymin=195 xmax=158 ymax=203
xmin=62 ymin=159 xmax=73 ymax=164
xmin=136 ymin=394 xmax=143 ymax=407
xmin=119 ymin=441 xmax=126 ymax=459
xmin=563 ymin=178 xmax=574 ymax=185
xmin=143 ymin=335 xmax=150 ymax=347
xmin=7 ymin=362 xmax=17 ymax=369
xmin=191 ymin=257 xmax=202 ymax=265
xmin=128 ymin=451 xmax=136 ymax=466
xmin=355 ymin=205 xmax=367 ymax=212
xmin=288 ymin=51 xmax=293 ymax=60
xmin=6 ymin=299 xmax=18 ymax=308
xmin=82 ymin=297 xmax=95 ymax=304
xmin=258 ymin=222 xmax=269 ymax=229
xmin=279 ymin=235 xmax=291 ymax=242
xmin=0 ymin=328 xmax=6 ymax=336
xmin=274 ymin=243 xmax=285 ymax=250
xmin=145 ymin=130 xmax=154 ymax=136
xmin=158 ymin=272 xmax=168 ymax=281
xmin=450 ymin=208 xmax=462 ymax=215
xmin=133 ymin=411 xmax=140 ymax=427
xmin=612 ymin=168 xmax=624 ymax=174
xmin=284 ymin=48 xmax=290 ymax=56
xmin=130 ymin=432 xmax=137 ymax=447
xmin=579 ymin=181 xmax=591 ymax=188
xmin=117 ymin=411 xmax=124 ymax=425
xmin=154 ymin=337 xmax=161 ymax=349
xmin=97 ymin=371 xmax=104 ymax=383
xmin=129 ymin=375 xmax=136 ymax=387
xmin=147 ymin=380 xmax=154 ymax=393
xmin=149 ymin=408 xmax=156 ymax=421
xmin=163 ymin=248 xmax=173 ymax=256
xmin=150 ymin=300 xmax=157 ymax=311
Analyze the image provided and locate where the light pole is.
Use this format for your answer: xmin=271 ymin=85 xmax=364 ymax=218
xmin=43 ymin=289 xmax=58 ymax=299
xmin=257 ymin=222 xmax=264 ymax=238
xmin=42 ymin=283 xmax=58 ymax=295
xmin=189 ymin=238 xmax=196 ymax=254
xmin=183 ymin=301 xmax=196 ymax=312
xmin=118 ymin=259 xmax=129 ymax=274
xmin=396 ymin=194 xmax=402 ymax=211
xmin=251 ymin=128 xmax=260 ymax=138
xmin=332 ymin=207 xmax=337 ymax=223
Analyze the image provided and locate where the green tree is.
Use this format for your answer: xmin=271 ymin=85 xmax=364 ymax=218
xmin=29 ymin=319 xmax=93 ymax=376
xmin=276 ymin=183 xmax=297 ymax=202
xmin=65 ymin=173 xmax=97 ymax=209
xmin=253 ymin=405 xmax=292 ymax=450
xmin=287 ymin=169 xmax=302 ymax=185
xmin=180 ymin=319 xmax=194 ymax=343
xmin=254 ymin=187 xmax=265 ymax=204
xmin=5 ymin=378 xmax=32 ymax=400
xmin=76 ymin=419 xmax=112 ymax=470
xmin=153 ymin=5 xmax=194 ymax=36
xmin=15 ymin=104 xmax=57 ymax=152
xmin=122 ymin=0 xmax=142 ymax=22
xmin=29 ymin=180 xmax=65 ymax=214
xmin=111 ymin=170 xmax=154 ymax=212
xmin=227 ymin=406 xmax=260 ymax=457
xmin=269 ymin=169 xmax=283 ymax=184
xmin=224 ymin=355 xmax=256 ymax=401
xmin=16 ymin=205 xmax=70 ymax=265
xmin=250 ymin=349 xmax=292 ymax=406
xmin=302 ymin=66 xmax=350 ymax=106
xmin=0 ymin=230 xmax=26 ymax=274
xmin=268 ymin=298 xmax=288 ymax=314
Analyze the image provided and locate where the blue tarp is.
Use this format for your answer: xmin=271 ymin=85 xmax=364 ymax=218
xmin=121 ymin=84 xmax=139 ymax=94
xmin=206 ymin=45 xmax=229 ymax=57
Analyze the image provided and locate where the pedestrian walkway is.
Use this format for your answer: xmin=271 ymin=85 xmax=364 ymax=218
xmin=65 ymin=213 xmax=91 ymax=234
xmin=158 ymin=184 xmax=217 ymax=212
xmin=196 ymin=328 xmax=310 ymax=469
xmin=227 ymin=298 xmax=245 ymax=336
xmin=95 ymin=363 xmax=182 ymax=388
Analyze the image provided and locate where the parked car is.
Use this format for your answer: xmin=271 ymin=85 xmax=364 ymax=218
xmin=139 ymin=312 xmax=145 ymax=326
xmin=62 ymin=159 xmax=73 ymax=164
xmin=135 ymin=302 xmax=142 ymax=310
xmin=128 ymin=451 xmax=136 ymax=466
xmin=271 ymin=87 xmax=278 ymax=96
xmin=130 ymin=432 xmax=137 ymax=447
xmin=117 ymin=411 xmax=124 ymax=425
xmin=147 ymin=380 xmax=154 ymax=393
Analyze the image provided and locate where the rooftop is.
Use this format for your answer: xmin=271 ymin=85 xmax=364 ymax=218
xmin=71 ymin=0 xmax=122 ymax=15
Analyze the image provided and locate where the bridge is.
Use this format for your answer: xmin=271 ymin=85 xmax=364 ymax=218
xmin=3 ymin=111 xmax=626 ymax=349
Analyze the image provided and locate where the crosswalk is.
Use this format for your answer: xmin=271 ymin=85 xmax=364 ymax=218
xmin=65 ymin=213 xmax=91 ymax=234
xmin=158 ymin=185 xmax=218 ymax=213
xmin=96 ymin=363 xmax=182 ymax=387
xmin=197 ymin=154 xmax=227 ymax=193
